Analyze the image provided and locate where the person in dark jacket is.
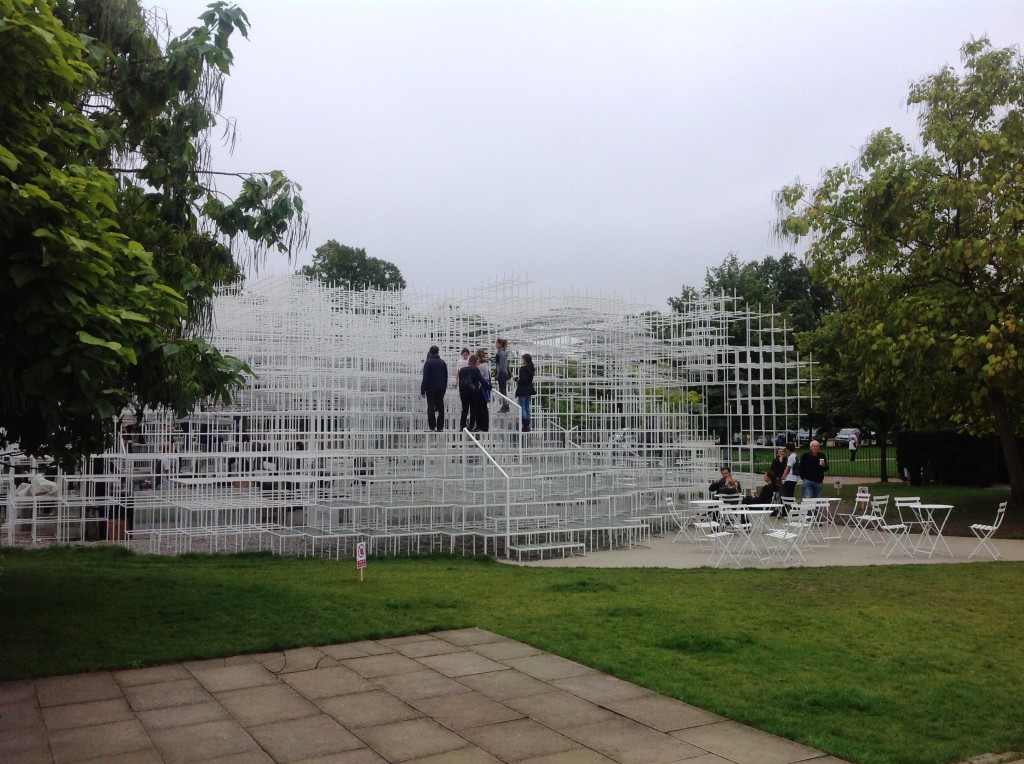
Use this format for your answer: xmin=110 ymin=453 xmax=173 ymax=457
xmin=457 ymin=354 xmax=486 ymax=431
xmin=494 ymin=338 xmax=511 ymax=413
xmin=799 ymin=440 xmax=828 ymax=498
xmin=770 ymin=447 xmax=788 ymax=482
xmin=420 ymin=346 xmax=448 ymax=432
xmin=516 ymin=353 xmax=536 ymax=432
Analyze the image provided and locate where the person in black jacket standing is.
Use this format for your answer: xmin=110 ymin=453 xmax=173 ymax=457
xmin=420 ymin=346 xmax=448 ymax=432
xmin=516 ymin=353 xmax=536 ymax=432
xmin=799 ymin=440 xmax=828 ymax=498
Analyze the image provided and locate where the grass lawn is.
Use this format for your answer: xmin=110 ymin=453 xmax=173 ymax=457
xmin=2 ymin=546 xmax=1023 ymax=764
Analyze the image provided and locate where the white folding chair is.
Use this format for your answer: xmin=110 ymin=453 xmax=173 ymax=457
xmin=968 ymin=501 xmax=1007 ymax=560
xmin=879 ymin=500 xmax=914 ymax=558
xmin=706 ymin=515 xmax=742 ymax=568
xmin=764 ymin=509 xmax=809 ymax=567
xmin=850 ymin=494 xmax=888 ymax=545
xmin=666 ymin=496 xmax=693 ymax=543
xmin=779 ymin=495 xmax=797 ymax=518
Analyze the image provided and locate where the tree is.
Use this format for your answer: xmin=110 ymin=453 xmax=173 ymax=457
xmin=776 ymin=37 xmax=1024 ymax=505
xmin=299 ymin=240 xmax=406 ymax=290
xmin=0 ymin=0 xmax=307 ymax=464
xmin=669 ymin=252 xmax=833 ymax=336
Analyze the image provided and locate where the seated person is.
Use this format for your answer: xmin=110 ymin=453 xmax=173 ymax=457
xmin=745 ymin=471 xmax=780 ymax=507
xmin=708 ymin=466 xmax=741 ymax=498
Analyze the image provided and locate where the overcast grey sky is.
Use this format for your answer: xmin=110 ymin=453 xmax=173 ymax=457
xmin=160 ymin=0 xmax=1023 ymax=309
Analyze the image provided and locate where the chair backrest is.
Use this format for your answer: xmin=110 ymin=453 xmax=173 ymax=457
xmin=717 ymin=493 xmax=741 ymax=505
xmin=991 ymin=501 xmax=1008 ymax=531
xmin=781 ymin=496 xmax=796 ymax=508
xmin=893 ymin=496 xmax=922 ymax=524
xmin=869 ymin=495 xmax=889 ymax=517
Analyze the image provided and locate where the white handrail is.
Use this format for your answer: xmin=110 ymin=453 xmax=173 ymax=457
xmin=462 ymin=428 xmax=512 ymax=557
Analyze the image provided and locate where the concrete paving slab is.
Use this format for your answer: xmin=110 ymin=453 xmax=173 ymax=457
xmin=503 ymin=654 xmax=595 ymax=682
xmin=370 ymin=668 xmax=474 ymax=701
xmin=0 ymin=699 xmax=44 ymax=731
xmin=316 ymin=688 xmax=423 ymax=728
xmin=40 ymin=696 xmax=135 ymax=731
xmin=386 ymin=636 xmax=467 ymax=659
xmin=255 ymin=647 xmax=340 ymax=674
xmin=458 ymin=669 xmax=560 ymax=701
xmin=517 ymin=751 xmax=617 ymax=764
xmin=35 ymin=672 xmax=121 ymax=707
xmin=461 ymin=717 xmax=584 ymax=762
xmin=468 ymin=639 xmax=546 ymax=661
xmin=0 ymin=718 xmax=52 ymax=763
xmin=433 ymin=627 xmax=509 ymax=646
xmin=113 ymin=664 xmax=192 ymax=688
xmin=603 ymin=693 xmax=726 ymax=732
xmin=417 ymin=650 xmax=509 ymax=677
xmin=48 ymin=718 xmax=152 ymax=763
xmin=136 ymin=698 xmax=232 ymax=731
xmin=148 ymin=718 xmax=263 ymax=763
xmin=505 ymin=690 xmax=617 ymax=728
xmin=411 ymin=748 xmax=504 ymax=764
xmin=672 ymin=718 xmax=831 ymax=764
xmin=189 ymin=662 xmax=279 ymax=693
xmin=352 ymin=716 xmax=471 ymax=761
xmin=122 ymin=677 xmax=212 ymax=712
xmin=410 ymin=690 xmax=524 ymax=730
xmin=562 ymin=716 xmax=704 ymax=764
xmin=0 ymin=679 xmax=39 ymax=705
xmin=289 ymin=750 xmax=389 ymax=764
xmin=551 ymin=672 xmax=655 ymax=704
xmin=282 ymin=665 xmax=376 ymax=699
xmin=215 ymin=683 xmax=321 ymax=727
xmin=341 ymin=653 xmax=426 ymax=679
xmin=249 ymin=714 xmax=366 ymax=763
xmin=4 ymin=627 xmax=853 ymax=764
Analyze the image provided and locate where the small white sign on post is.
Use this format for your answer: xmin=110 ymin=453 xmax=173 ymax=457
xmin=356 ymin=541 xmax=367 ymax=581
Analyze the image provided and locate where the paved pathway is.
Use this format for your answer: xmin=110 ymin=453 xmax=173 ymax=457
xmin=508 ymin=527 xmax=1024 ymax=569
xmin=1 ymin=628 xmax=846 ymax=764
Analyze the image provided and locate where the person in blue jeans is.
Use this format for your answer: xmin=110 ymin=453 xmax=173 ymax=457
xmin=515 ymin=353 xmax=535 ymax=432
xmin=799 ymin=440 xmax=828 ymax=499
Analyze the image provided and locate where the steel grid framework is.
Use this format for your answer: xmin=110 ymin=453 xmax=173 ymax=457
xmin=1 ymin=275 xmax=812 ymax=557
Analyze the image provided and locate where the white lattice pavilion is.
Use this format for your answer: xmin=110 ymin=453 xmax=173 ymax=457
xmin=2 ymin=275 xmax=812 ymax=557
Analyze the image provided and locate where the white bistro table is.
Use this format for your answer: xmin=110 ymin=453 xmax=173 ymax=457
xmin=911 ymin=503 xmax=955 ymax=558
xmin=716 ymin=507 xmax=775 ymax=566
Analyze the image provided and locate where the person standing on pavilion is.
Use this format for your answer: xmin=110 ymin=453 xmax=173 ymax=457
xmin=420 ymin=345 xmax=448 ymax=432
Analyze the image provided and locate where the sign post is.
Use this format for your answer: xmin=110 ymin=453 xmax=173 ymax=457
xmin=356 ymin=541 xmax=367 ymax=582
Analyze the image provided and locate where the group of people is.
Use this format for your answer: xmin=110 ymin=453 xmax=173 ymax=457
xmin=710 ymin=439 xmax=831 ymax=517
xmin=420 ymin=340 xmax=536 ymax=434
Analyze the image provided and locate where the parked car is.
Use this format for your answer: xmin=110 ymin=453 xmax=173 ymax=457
xmin=834 ymin=428 xmax=859 ymax=446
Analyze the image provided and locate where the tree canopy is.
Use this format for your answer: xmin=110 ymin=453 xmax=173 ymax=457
xmin=669 ymin=252 xmax=833 ymax=335
xmin=299 ymin=240 xmax=406 ymax=290
xmin=776 ymin=37 xmax=1024 ymax=503
xmin=0 ymin=0 xmax=307 ymax=463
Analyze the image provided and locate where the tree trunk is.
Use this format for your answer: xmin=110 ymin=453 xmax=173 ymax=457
xmin=989 ymin=388 xmax=1024 ymax=508
xmin=878 ymin=429 xmax=891 ymax=482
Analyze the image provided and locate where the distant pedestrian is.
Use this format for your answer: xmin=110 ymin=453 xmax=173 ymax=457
xmin=516 ymin=353 xmax=536 ymax=432
xmin=495 ymin=338 xmax=510 ymax=413
xmin=420 ymin=345 xmax=448 ymax=432
xmin=780 ymin=442 xmax=798 ymax=504
xmin=456 ymin=348 xmax=472 ymax=426
xmin=458 ymin=354 xmax=486 ymax=431
xmin=849 ymin=429 xmax=860 ymax=461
